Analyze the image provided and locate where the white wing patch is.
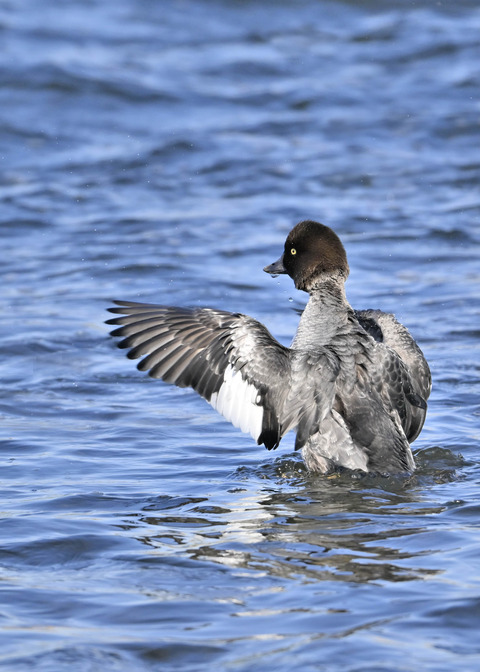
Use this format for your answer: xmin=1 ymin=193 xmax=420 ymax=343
xmin=209 ymin=364 xmax=264 ymax=441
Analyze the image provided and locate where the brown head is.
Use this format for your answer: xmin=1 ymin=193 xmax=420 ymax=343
xmin=264 ymin=220 xmax=350 ymax=292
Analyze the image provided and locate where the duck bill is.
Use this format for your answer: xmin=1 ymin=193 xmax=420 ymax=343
xmin=263 ymin=254 xmax=287 ymax=276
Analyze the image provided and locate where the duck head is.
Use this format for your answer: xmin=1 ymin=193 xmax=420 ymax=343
xmin=264 ymin=220 xmax=350 ymax=292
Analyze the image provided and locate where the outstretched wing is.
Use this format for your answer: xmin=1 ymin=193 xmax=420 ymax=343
xmin=106 ymin=301 xmax=291 ymax=450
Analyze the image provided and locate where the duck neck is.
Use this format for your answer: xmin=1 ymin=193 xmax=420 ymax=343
xmin=291 ymin=279 xmax=351 ymax=349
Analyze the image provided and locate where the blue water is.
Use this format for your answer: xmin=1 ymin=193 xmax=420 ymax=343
xmin=1 ymin=1 xmax=480 ymax=670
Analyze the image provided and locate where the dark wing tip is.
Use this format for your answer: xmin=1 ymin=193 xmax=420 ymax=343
xmin=106 ymin=300 xmax=135 ymax=315
xmin=257 ymin=428 xmax=281 ymax=451
xmin=106 ymin=324 xmax=126 ymax=335
xmin=109 ymin=300 xmax=143 ymax=308
xmin=106 ymin=300 xmax=168 ymax=315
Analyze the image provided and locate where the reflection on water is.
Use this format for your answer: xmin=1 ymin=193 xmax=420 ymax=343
xmin=127 ymin=448 xmax=463 ymax=588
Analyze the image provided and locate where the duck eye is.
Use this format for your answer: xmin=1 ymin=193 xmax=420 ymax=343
xmin=290 ymin=248 xmax=297 ymax=255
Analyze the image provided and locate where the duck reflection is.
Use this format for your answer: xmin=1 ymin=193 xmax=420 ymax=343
xmin=127 ymin=447 xmax=461 ymax=585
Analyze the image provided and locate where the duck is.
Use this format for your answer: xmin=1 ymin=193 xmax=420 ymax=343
xmin=107 ymin=220 xmax=431 ymax=474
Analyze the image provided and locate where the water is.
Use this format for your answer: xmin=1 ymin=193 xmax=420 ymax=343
xmin=1 ymin=0 xmax=480 ymax=670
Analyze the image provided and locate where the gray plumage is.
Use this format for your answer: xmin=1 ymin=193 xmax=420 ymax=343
xmin=107 ymin=220 xmax=431 ymax=474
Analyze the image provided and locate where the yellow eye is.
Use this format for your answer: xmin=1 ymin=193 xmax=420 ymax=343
xmin=290 ymin=248 xmax=297 ymax=255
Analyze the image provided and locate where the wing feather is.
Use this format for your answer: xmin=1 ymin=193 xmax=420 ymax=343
xmin=355 ymin=309 xmax=431 ymax=443
xmin=107 ymin=301 xmax=291 ymax=449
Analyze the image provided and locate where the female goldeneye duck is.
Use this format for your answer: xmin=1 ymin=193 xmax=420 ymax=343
xmin=107 ymin=220 xmax=431 ymax=474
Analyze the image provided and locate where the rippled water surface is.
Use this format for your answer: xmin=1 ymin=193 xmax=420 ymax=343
xmin=1 ymin=1 xmax=480 ymax=670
